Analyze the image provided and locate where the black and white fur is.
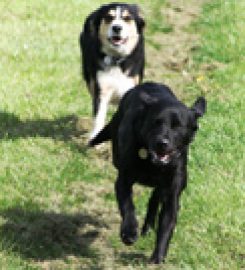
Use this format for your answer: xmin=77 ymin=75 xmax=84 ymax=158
xmin=80 ymin=3 xmax=145 ymax=140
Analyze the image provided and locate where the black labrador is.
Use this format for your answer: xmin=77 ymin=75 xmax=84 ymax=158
xmin=89 ymin=82 xmax=206 ymax=264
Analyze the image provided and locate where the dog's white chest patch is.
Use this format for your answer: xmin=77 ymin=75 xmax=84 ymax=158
xmin=97 ymin=67 xmax=136 ymax=100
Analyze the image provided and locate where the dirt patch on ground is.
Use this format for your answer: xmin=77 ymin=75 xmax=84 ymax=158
xmin=145 ymin=0 xmax=207 ymax=100
xmin=38 ymin=1 xmax=208 ymax=269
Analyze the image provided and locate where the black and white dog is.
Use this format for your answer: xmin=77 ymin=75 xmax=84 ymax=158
xmin=80 ymin=3 xmax=145 ymax=141
xmin=90 ymin=82 xmax=206 ymax=264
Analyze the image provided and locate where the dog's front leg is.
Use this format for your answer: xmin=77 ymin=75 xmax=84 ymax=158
xmin=150 ymin=192 xmax=180 ymax=264
xmin=115 ymin=174 xmax=138 ymax=245
xmin=90 ymin=91 xmax=112 ymax=140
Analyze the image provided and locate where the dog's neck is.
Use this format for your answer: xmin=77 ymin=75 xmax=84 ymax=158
xmin=99 ymin=52 xmax=126 ymax=68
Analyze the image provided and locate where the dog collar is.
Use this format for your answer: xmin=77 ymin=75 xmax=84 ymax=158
xmin=138 ymin=148 xmax=148 ymax=159
xmin=103 ymin=55 xmax=125 ymax=66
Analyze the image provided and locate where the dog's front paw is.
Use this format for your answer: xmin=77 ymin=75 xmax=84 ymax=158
xmin=149 ymin=253 xmax=163 ymax=264
xmin=120 ymin=218 xmax=138 ymax=246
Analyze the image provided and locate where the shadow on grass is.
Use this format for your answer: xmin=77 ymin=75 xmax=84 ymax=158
xmin=0 ymin=111 xmax=91 ymax=151
xmin=117 ymin=251 xmax=149 ymax=265
xmin=0 ymin=207 xmax=107 ymax=261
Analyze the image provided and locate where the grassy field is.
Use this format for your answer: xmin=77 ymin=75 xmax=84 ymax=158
xmin=0 ymin=0 xmax=244 ymax=269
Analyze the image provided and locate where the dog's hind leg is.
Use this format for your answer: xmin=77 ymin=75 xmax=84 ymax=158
xmin=115 ymin=174 xmax=138 ymax=246
xmin=141 ymin=188 xmax=160 ymax=236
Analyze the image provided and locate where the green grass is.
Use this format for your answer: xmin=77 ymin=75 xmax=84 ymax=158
xmin=0 ymin=0 xmax=244 ymax=269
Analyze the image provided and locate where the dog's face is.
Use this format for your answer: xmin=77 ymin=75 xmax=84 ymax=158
xmin=139 ymin=97 xmax=206 ymax=166
xmin=98 ymin=4 xmax=145 ymax=56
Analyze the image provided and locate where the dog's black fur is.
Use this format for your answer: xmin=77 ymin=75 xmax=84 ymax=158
xmin=80 ymin=3 xmax=145 ymax=140
xmin=90 ymin=82 xmax=206 ymax=264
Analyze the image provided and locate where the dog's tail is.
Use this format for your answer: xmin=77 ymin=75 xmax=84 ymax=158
xmin=89 ymin=111 xmax=121 ymax=147
xmin=89 ymin=122 xmax=112 ymax=147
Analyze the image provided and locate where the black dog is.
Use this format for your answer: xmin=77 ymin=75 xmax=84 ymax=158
xmin=90 ymin=82 xmax=206 ymax=264
xmin=80 ymin=3 xmax=145 ymax=141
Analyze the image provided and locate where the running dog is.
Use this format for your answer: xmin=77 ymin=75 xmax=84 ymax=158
xmin=80 ymin=3 xmax=145 ymax=141
xmin=90 ymin=82 xmax=206 ymax=264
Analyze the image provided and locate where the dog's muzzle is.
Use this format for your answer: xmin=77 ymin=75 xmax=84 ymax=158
xmin=147 ymin=138 xmax=181 ymax=165
xmin=138 ymin=147 xmax=180 ymax=165
xmin=108 ymin=35 xmax=128 ymax=46
xmin=151 ymin=150 xmax=179 ymax=165
xmin=108 ymin=24 xmax=128 ymax=46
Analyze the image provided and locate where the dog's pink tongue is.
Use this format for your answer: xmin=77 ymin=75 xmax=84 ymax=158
xmin=158 ymin=153 xmax=170 ymax=163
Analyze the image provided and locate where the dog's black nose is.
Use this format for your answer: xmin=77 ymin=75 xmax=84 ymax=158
xmin=156 ymin=139 xmax=169 ymax=151
xmin=112 ymin=25 xmax=122 ymax=33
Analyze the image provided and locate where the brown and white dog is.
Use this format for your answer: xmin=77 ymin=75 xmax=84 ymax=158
xmin=80 ymin=3 xmax=145 ymax=141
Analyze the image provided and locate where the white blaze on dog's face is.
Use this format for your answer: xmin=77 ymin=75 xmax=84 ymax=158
xmin=99 ymin=6 xmax=140 ymax=56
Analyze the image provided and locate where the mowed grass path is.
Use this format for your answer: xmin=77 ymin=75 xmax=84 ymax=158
xmin=0 ymin=0 xmax=244 ymax=269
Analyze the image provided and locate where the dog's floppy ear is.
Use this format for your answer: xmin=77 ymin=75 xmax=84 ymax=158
xmin=85 ymin=13 xmax=97 ymax=38
xmin=83 ymin=8 xmax=102 ymax=39
xmin=191 ymin=97 xmax=206 ymax=119
xmin=131 ymin=4 xmax=145 ymax=30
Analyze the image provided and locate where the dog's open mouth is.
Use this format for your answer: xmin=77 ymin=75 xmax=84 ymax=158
xmin=156 ymin=152 xmax=171 ymax=164
xmin=153 ymin=150 xmax=177 ymax=165
xmin=109 ymin=36 xmax=128 ymax=46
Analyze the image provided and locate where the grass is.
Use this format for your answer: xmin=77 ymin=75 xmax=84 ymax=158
xmin=0 ymin=0 xmax=244 ymax=269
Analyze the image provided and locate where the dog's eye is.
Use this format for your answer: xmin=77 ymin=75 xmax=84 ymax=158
xmin=104 ymin=15 xmax=114 ymax=23
xmin=171 ymin=116 xmax=181 ymax=129
xmin=123 ymin=16 xmax=132 ymax=22
xmin=171 ymin=121 xmax=180 ymax=129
